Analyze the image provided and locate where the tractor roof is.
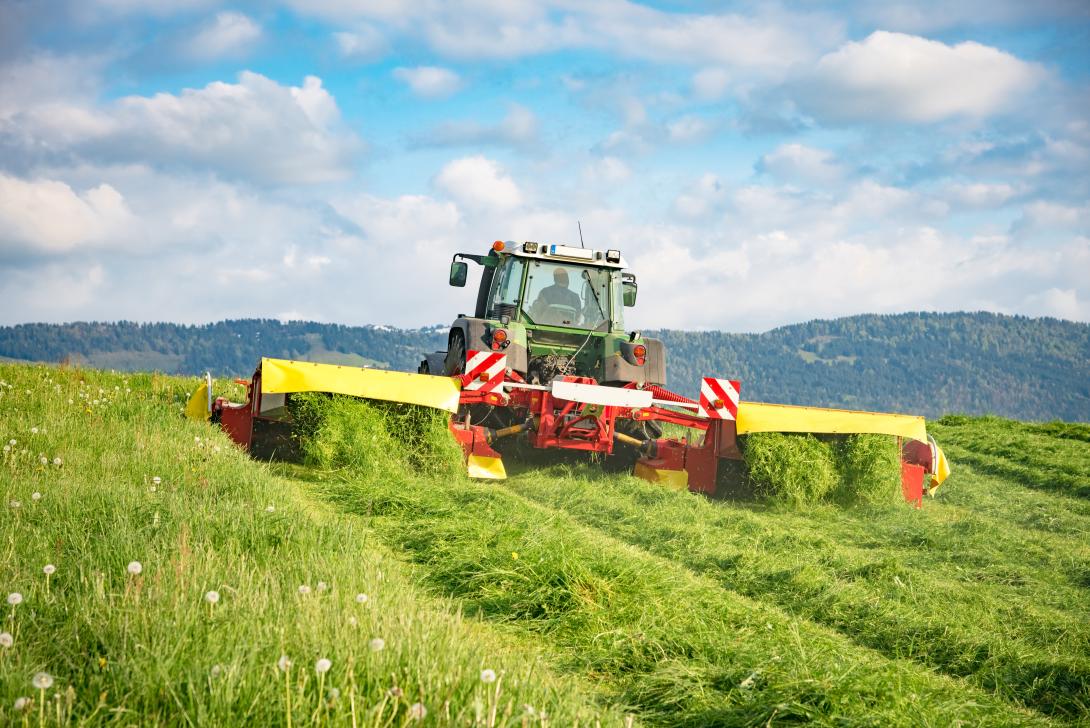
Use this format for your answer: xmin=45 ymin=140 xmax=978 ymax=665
xmin=496 ymin=240 xmax=629 ymax=269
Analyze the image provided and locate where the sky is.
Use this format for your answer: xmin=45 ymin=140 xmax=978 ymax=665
xmin=0 ymin=0 xmax=1088 ymax=332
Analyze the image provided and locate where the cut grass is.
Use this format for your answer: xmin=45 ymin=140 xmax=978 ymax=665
xmin=294 ymin=395 xmax=1054 ymax=726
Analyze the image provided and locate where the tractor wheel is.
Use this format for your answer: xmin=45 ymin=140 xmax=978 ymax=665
xmin=445 ymin=331 xmax=466 ymax=376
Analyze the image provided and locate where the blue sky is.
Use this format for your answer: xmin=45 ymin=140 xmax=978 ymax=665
xmin=0 ymin=0 xmax=1087 ymax=331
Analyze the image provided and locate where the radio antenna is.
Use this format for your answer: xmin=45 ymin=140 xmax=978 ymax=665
xmin=577 ymin=221 xmax=585 ymax=248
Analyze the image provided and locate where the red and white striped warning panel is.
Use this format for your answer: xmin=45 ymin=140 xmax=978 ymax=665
xmin=699 ymin=377 xmax=741 ymax=420
xmin=462 ymin=350 xmax=507 ymax=392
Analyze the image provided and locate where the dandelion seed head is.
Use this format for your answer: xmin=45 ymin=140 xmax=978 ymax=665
xmin=14 ymin=696 xmax=30 ymax=711
xmin=480 ymin=668 xmax=497 ymax=684
xmin=297 ymin=585 xmax=311 ymax=595
xmin=31 ymin=492 xmax=41 ymax=501
xmin=32 ymin=672 xmax=53 ymax=690
xmin=408 ymin=702 xmax=427 ymax=720
xmin=210 ymin=664 xmax=223 ymax=678
xmin=204 ymin=590 xmax=220 ymax=604
xmin=149 ymin=486 xmax=157 ymax=493
xmin=277 ymin=655 xmax=292 ymax=672
xmin=9 ymin=500 xmax=21 ymax=509
xmin=0 ymin=631 xmax=13 ymax=647
xmin=7 ymin=592 xmax=23 ymax=606
xmin=386 ymin=686 xmax=403 ymax=698
xmin=152 ymin=476 xmax=161 ymax=485
xmin=265 ymin=505 xmax=275 ymax=513
xmin=316 ymin=581 xmax=328 ymax=592
xmin=315 ymin=658 xmax=332 ymax=674
xmin=52 ymin=457 xmax=62 ymax=466
xmin=43 ymin=564 xmax=56 ymax=575
xmin=8 ymin=439 xmax=15 ymax=446
xmin=355 ymin=593 xmax=368 ymax=604
xmin=39 ymin=456 xmax=48 ymax=465
xmin=2 ymin=445 xmax=8 ymax=453
xmin=30 ymin=427 xmax=38 ymax=434
xmin=127 ymin=561 xmax=143 ymax=576
xmin=369 ymin=637 xmax=385 ymax=652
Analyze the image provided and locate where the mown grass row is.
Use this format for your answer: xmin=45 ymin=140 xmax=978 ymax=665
xmin=295 ymin=396 xmax=1054 ymax=726
xmin=505 ymin=463 xmax=1090 ymax=721
xmin=0 ymin=364 xmax=624 ymax=725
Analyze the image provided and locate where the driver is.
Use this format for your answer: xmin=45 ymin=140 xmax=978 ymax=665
xmin=530 ymin=267 xmax=582 ymax=320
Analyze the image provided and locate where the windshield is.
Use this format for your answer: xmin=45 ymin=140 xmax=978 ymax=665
xmin=523 ymin=260 xmax=613 ymax=330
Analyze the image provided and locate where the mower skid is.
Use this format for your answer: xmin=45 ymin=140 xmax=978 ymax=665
xmin=449 ymin=420 xmax=507 ymax=480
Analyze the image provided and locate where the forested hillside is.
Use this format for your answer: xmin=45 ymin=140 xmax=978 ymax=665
xmin=1 ymin=312 xmax=1087 ymax=421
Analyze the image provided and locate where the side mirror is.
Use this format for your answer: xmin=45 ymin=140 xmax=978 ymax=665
xmin=449 ymin=260 xmax=468 ymax=287
xmin=622 ymin=280 xmax=638 ymax=307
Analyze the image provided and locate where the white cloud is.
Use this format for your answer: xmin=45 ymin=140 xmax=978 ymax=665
xmin=392 ymin=66 xmax=463 ymax=99
xmin=795 ymin=31 xmax=1045 ymax=123
xmin=0 ymin=174 xmax=133 ymax=255
xmin=333 ymin=25 xmax=388 ymax=60
xmin=692 ymin=67 xmax=731 ymax=101
xmin=410 ymin=104 xmax=537 ymax=148
xmin=758 ymin=143 xmax=844 ymax=185
xmin=1023 ymin=287 xmax=1083 ymax=320
xmin=673 ymin=173 xmax=728 ymax=220
xmin=944 ymin=182 xmax=1018 ymax=208
xmin=186 ymin=12 xmax=261 ymax=60
xmin=582 ymin=157 xmax=631 ymax=186
xmin=434 ymin=156 xmax=522 ymax=210
xmin=667 ymin=115 xmax=716 ymax=143
xmin=9 ymin=72 xmax=362 ymax=185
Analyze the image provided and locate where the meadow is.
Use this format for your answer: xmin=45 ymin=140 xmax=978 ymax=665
xmin=1 ymin=362 xmax=1088 ymax=725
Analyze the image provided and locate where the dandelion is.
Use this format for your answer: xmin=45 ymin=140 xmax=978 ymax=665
xmin=31 ymin=427 xmax=38 ymax=435
xmin=408 ymin=702 xmax=427 ymax=720
xmin=43 ymin=565 xmax=55 ymax=575
xmin=0 ymin=631 xmax=12 ymax=647
xmin=152 ymin=476 xmax=161 ymax=486
xmin=15 ymin=696 xmax=31 ymax=711
xmin=315 ymin=658 xmax=331 ymax=674
xmin=10 ymin=500 xmax=20 ymax=509
xmin=386 ymin=686 xmax=403 ymax=698
xmin=277 ymin=655 xmax=292 ymax=672
xmin=127 ymin=561 xmax=142 ymax=576
xmin=511 ymin=551 xmax=519 ymax=560
xmin=52 ymin=457 xmax=62 ymax=466
xmin=32 ymin=670 xmax=54 ymax=726
xmin=355 ymin=593 xmax=368 ymax=604
xmin=7 ymin=439 xmax=15 ymax=446
xmin=210 ymin=664 xmax=223 ymax=679
xmin=205 ymin=590 xmax=220 ymax=616
xmin=480 ymin=669 xmax=497 ymax=684
xmin=347 ymin=616 xmax=358 ymax=627
xmin=297 ymin=585 xmax=311 ymax=596
xmin=31 ymin=492 xmax=41 ymax=501
xmin=149 ymin=486 xmax=157 ymax=493
xmin=265 ymin=505 xmax=275 ymax=513
xmin=2 ymin=445 xmax=8 ymax=453
xmin=39 ymin=456 xmax=48 ymax=465
xmin=7 ymin=592 xmax=23 ymax=606
xmin=316 ymin=581 xmax=328 ymax=592
xmin=368 ymin=637 xmax=385 ymax=652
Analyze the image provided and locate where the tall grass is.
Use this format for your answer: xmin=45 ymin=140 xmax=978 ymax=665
xmin=0 ymin=364 xmax=625 ymax=725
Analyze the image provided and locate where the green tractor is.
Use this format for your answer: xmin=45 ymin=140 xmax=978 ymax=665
xmin=420 ymin=240 xmax=665 ymax=390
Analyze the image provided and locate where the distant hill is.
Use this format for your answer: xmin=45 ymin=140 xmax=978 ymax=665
xmin=0 ymin=312 xmax=1086 ymax=421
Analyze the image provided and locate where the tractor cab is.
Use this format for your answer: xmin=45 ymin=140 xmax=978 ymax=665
xmin=437 ymin=240 xmax=661 ymax=388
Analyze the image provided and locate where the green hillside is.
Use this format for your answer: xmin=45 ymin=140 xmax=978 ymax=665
xmin=1 ymin=361 xmax=1088 ymax=725
xmin=1 ymin=312 xmax=1087 ymax=421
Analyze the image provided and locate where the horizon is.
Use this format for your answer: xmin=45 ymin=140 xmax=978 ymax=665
xmin=1 ymin=2 xmax=1087 ymax=330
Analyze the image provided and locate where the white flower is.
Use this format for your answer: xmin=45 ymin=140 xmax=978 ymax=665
xmin=265 ymin=505 xmax=275 ymax=513
xmin=9 ymin=500 xmax=20 ymax=509
xmin=355 ymin=593 xmax=368 ymax=604
xmin=31 ymin=492 xmax=41 ymax=501
xmin=39 ymin=456 xmax=48 ymax=465
xmin=14 ymin=696 xmax=30 ymax=711
xmin=298 ymin=585 xmax=311 ymax=595
xmin=32 ymin=672 xmax=53 ymax=690
xmin=204 ymin=590 xmax=220 ymax=604
xmin=52 ymin=457 xmax=62 ymax=466
xmin=2 ymin=445 xmax=9 ymax=453
xmin=127 ymin=561 xmax=143 ymax=576
xmin=480 ymin=668 xmax=497 ymax=684
xmin=368 ymin=637 xmax=385 ymax=652
xmin=152 ymin=476 xmax=161 ymax=485
xmin=316 ymin=581 xmax=328 ymax=592
xmin=30 ymin=427 xmax=38 ymax=434
xmin=149 ymin=486 xmax=157 ymax=493
xmin=7 ymin=592 xmax=23 ymax=606
xmin=210 ymin=664 xmax=223 ymax=678
xmin=277 ymin=655 xmax=292 ymax=672
xmin=408 ymin=702 xmax=427 ymax=720
xmin=43 ymin=564 xmax=56 ymax=575
xmin=0 ymin=631 xmax=12 ymax=647
xmin=315 ymin=658 xmax=332 ymax=674
xmin=7 ymin=439 xmax=15 ymax=446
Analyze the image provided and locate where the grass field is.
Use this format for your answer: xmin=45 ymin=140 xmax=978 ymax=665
xmin=1 ymin=362 xmax=1088 ymax=725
